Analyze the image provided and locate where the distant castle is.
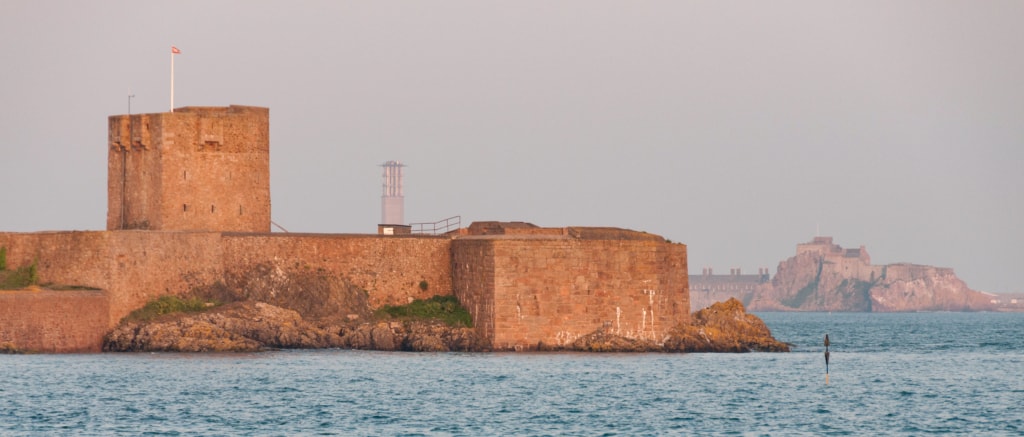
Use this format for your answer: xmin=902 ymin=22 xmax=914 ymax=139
xmin=795 ymin=236 xmax=953 ymax=283
xmin=690 ymin=236 xmax=973 ymax=312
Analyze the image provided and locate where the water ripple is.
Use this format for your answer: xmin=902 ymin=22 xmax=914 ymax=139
xmin=0 ymin=312 xmax=1020 ymax=435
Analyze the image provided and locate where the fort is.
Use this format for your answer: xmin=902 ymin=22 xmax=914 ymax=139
xmin=0 ymin=105 xmax=689 ymax=353
xmin=689 ymin=236 xmax=993 ymax=312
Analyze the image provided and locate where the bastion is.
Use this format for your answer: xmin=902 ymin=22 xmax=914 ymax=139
xmin=0 ymin=106 xmax=689 ymax=353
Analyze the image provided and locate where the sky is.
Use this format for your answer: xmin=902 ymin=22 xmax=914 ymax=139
xmin=1 ymin=1 xmax=1021 ymax=294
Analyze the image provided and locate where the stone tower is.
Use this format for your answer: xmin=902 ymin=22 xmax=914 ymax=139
xmin=107 ymin=105 xmax=270 ymax=232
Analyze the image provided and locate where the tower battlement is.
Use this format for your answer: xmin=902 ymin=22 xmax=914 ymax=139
xmin=107 ymin=105 xmax=270 ymax=232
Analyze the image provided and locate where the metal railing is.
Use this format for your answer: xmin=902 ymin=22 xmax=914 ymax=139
xmin=410 ymin=215 xmax=461 ymax=235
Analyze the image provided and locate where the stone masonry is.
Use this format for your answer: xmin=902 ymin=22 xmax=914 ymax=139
xmin=107 ymin=105 xmax=270 ymax=232
xmin=453 ymin=225 xmax=689 ymax=351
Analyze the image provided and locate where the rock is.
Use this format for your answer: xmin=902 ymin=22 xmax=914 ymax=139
xmin=534 ymin=298 xmax=789 ymax=353
xmin=665 ymin=298 xmax=790 ymax=352
xmin=869 ymin=267 xmax=994 ymax=312
xmin=401 ymin=321 xmax=482 ymax=352
xmin=196 ymin=264 xmax=374 ymax=324
xmin=338 ymin=320 xmax=483 ymax=352
xmin=0 ymin=341 xmax=23 ymax=354
xmin=338 ymin=322 xmax=398 ymax=351
xmin=569 ymin=329 xmax=660 ymax=352
xmin=103 ymin=298 xmax=785 ymax=353
xmin=103 ymin=301 xmax=342 ymax=352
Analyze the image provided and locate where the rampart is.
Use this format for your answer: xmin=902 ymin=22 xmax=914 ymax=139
xmin=1 ymin=226 xmax=687 ymax=353
xmin=0 ymin=290 xmax=109 ymax=353
xmin=218 ymin=233 xmax=452 ymax=309
xmin=453 ymin=227 xmax=688 ymax=350
xmin=0 ymin=231 xmax=452 ymax=351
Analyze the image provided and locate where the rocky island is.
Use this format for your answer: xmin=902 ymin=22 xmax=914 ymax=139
xmin=691 ymin=237 xmax=996 ymax=312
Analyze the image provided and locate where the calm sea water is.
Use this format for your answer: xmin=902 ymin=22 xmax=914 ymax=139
xmin=2 ymin=312 xmax=1021 ymax=436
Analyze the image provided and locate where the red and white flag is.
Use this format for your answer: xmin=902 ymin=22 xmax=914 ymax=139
xmin=171 ymin=46 xmax=181 ymax=54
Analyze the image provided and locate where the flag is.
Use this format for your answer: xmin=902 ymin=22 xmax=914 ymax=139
xmin=171 ymin=46 xmax=181 ymax=54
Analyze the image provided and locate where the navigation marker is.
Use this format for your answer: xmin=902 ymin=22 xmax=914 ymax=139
xmin=824 ymin=333 xmax=831 ymax=385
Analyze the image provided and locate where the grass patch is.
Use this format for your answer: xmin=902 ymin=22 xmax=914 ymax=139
xmin=0 ymin=260 xmax=38 ymax=290
xmin=125 ymin=295 xmax=221 ymax=322
xmin=375 ymin=295 xmax=472 ymax=328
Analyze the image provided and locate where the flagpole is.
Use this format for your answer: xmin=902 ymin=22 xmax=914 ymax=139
xmin=170 ymin=48 xmax=175 ymax=112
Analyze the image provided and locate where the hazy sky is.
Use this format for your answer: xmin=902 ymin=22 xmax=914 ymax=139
xmin=1 ymin=1 xmax=1021 ymax=294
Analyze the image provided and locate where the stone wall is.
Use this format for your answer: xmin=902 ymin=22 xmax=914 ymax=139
xmin=0 ymin=290 xmax=109 ymax=353
xmin=105 ymin=231 xmax=225 ymax=325
xmin=220 ymin=233 xmax=452 ymax=308
xmin=0 ymin=231 xmax=225 ymax=327
xmin=451 ymin=238 xmax=497 ymax=344
xmin=2 ymin=226 xmax=688 ymax=353
xmin=453 ymin=233 xmax=688 ymax=351
xmin=0 ymin=231 xmax=452 ymax=343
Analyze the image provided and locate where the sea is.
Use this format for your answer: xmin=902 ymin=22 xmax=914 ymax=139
xmin=2 ymin=312 xmax=1021 ymax=436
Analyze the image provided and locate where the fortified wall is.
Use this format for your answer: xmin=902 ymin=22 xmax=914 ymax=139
xmin=0 ymin=226 xmax=687 ymax=352
xmin=453 ymin=225 xmax=688 ymax=350
xmin=0 ymin=105 xmax=689 ymax=353
xmin=0 ymin=231 xmax=451 ymax=335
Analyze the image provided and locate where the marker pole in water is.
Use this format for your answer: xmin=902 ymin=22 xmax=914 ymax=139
xmin=824 ymin=333 xmax=831 ymax=385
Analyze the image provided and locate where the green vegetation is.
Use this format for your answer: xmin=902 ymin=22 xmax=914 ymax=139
xmin=376 ymin=295 xmax=472 ymax=328
xmin=0 ymin=259 xmax=38 ymax=290
xmin=419 ymin=280 xmax=429 ymax=292
xmin=0 ymin=246 xmax=7 ymax=270
xmin=125 ymin=295 xmax=221 ymax=322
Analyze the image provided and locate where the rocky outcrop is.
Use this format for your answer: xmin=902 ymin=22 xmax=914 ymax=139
xmin=1 ymin=341 xmax=24 ymax=354
xmin=739 ymin=239 xmax=994 ymax=312
xmin=198 ymin=263 xmax=375 ymax=325
xmin=104 ymin=302 xmax=343 ymax=352
xmin=563 ymin=298 xmax=788 ymax=352
xmin=103 ymin=301 xmax=485 ymax=353
xmin=103 ymin=298 xmax=788 ymax=353
xmin=339 ymin=320 xmax=483 ymax=352
xmin=748 ymin=252 xmax=873 ymax=312
xmin=665 ymin=298 xmax=790 ymax=352
xmin=869 ymin=266 xmax=993 ymax=312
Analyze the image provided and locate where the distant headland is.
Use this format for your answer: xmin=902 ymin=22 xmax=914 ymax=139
xmin=690 ymin=236 xmax=1015 ymax=312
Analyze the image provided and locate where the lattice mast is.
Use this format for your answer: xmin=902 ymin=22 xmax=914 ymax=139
xmin=380 ymin=160 xmax=405 ymax=225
